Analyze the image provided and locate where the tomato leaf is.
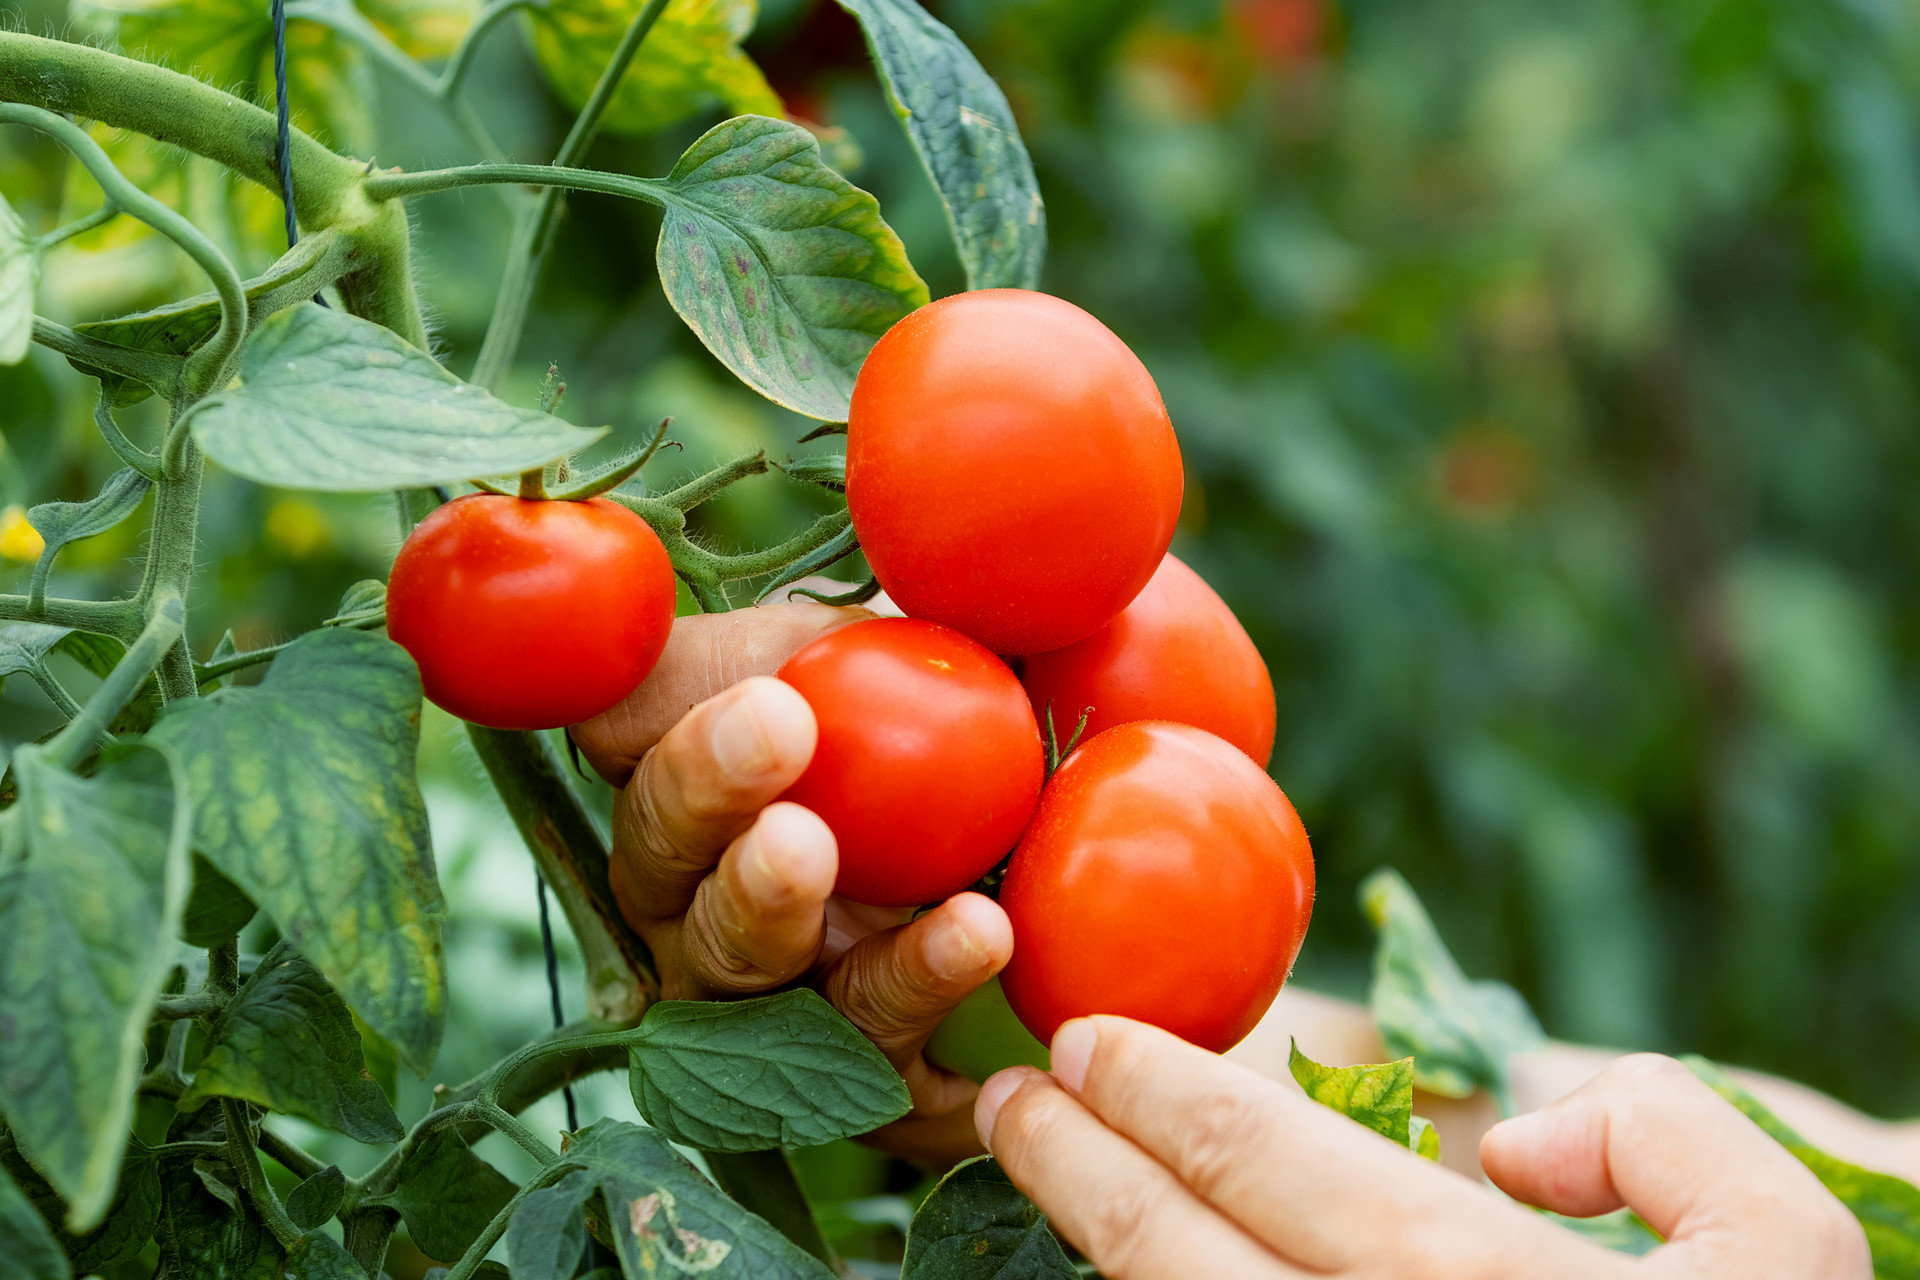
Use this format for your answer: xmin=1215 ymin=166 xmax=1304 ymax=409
xmin=1550 ymin=1209 xmax=1662 ymax=1256
xmin=284 ymin=1167 xmax=347 ymax=1233
xmin=503 ymin=1171 xmax=592 ymax=1280
xmin=1360 ymin=868 xmax=1544 ymax=1107
xmin=366 ymin=1130 xmax=517 ymax=1263
xmin=655 ymin=115 xmax=929 ymax=421
xmin=149 ymin=628 xmax=448 ymax=1074
xmin=152 ymin=1156 xmax=284 ymax=1280
xmin=1 ymin=1132 xmax=162 ymax=1274
xmin=512 ymin=1119 xmax=836 ymax=1279
xmin=1410 ymin=1115 xmax=1441 ymax=1162
xmin=627 ymin=989 xmax=911 ymax=1151
xmin=184 ymin=304 xmax=606 ymax=491
xmin=527 ymin=0 xmax=783 ymax=135
xmin=283 ymin=1229 xmax=369 ymax=1279
xmin=0 ymin=1159 xmax=68 ymax=1280
xmin=0 ymin=623 xmax=70 ymax=692
xmin=831 ymin=0 xmax=1045 ymax=291
xmin=26 ymin=467 xmax=151 ymax=579
xmin=180 ymin=940 xmax=406 ymax=1144
xmin=1687 ymin=1056 xmax=1920 ymax=1276
xmin=1286 ymin=1040 xmax=1415 ymax=1147
xmin=0 ymin=744 xmax=190 ymax=1232
xmin=0 ymin=190 xmax=37 ymax=365
xmin=901 ymin=1155 xmax=1075 ymax=1280
xmin=180 ymin=853 xmax=258 ymax=949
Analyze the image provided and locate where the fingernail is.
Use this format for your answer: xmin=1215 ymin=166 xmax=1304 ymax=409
xmin=712 ymin=680 xmax=813 ymax=780
xmin=710 ymin=687 xmax=777 ymax=779
xmin=735 ymin=821 xmax=784 ymax=903
xmin=974 ymin=1068 xmax=1029 ymax=1148
xmin=924 ymin=914 xmax=985 ymax=981
xmin=1050 ymin=1019 xmax=1097 ymax=1094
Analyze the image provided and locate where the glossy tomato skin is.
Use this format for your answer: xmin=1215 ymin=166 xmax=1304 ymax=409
xmin=846 ymin=290 xmax=1184 ymax=655
xmin=777 ymin=617 xmax=1045 ymax=907
xmin=387 ymin=495 xmax=674 ymax=731
xmin=1021 ymin=553 xmax=1276 ymax=766
xmin=999 ymin=721 xmax=1313 ymax=1052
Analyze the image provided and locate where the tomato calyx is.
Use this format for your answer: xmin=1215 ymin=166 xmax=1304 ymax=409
xmin=1041 ymin=702 xmax=1095 ymax=776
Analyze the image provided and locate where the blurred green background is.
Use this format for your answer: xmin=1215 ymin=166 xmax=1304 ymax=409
xmin=4 ymin=0 xmax=1920 ymax=1262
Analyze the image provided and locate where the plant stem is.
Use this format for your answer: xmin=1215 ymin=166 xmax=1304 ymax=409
xmin=222 ymin=1098 xmax=303 ymax=1248
xmin=704 ymin=1150 xmax=838 ymax=1268
xmin=441 ymin=1166 xmax=569 ymax=1280
xmin=91 ymin=398 xmax=164 ymax=482
xmin=469 ymin=0 xmax=673 ymax=392
xmin=257 ymin=1127 xmax=328 ymax=1182
xmin=366 ymin=160 xmax=673 ymax=204
xmin=34 ymin=201 xmax=119 ymax=250
xmin=43 ymin=595 xmax=182 ymax=771
xmin=439 ymin=0 xmax=534 ymax=98
xmin=25 ymin=662 xmax=85 ymax=723
xmin=0 ymin=594 xmax=142 ymax=638
xmin=154 ymin=991 xmax=225 ymax=1021
xmin=29 ymin=318 xmax=183 ymax=401
xmin=478 ymin=1101 xmax=560 ymax=1166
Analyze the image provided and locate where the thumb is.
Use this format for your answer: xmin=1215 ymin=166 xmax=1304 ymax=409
xmin=1480 ymin=1054 xmax=1870 ymax=1277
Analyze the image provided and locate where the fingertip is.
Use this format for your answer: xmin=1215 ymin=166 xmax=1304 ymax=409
xmin=976 ymin=1066 xmax=1044 ymax=1149
xmin=929 ymin=893 xmax=1014 ymax=976
xmin=736 ymin=801 xmax=839 ymax=908
xmin=1050 ymin=1018 xmax=1097 ymax=1094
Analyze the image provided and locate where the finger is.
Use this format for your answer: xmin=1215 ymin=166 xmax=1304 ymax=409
xmin=1050 ymin=1016 xmax=1597 ymax=1274
xmin=572 ymin=601 xmax=872 ymax=786
xmin=607 ymin=677 xmax=816 ymax=928
xmin=1481 ymin=1054 xmax=1871 ymax=1277
xmin=975 ymin=1068 xmax=1303 ymax=1280
xmin=675 ymin=802 xmax=837 ymax=996
xmin=820 ymin=894 xmax=1013 ymax=1115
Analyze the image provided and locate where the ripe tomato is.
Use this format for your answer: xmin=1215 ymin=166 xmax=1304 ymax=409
xmin=846 ymin=289 xmax=1184 ymax=655
xmin=1021 ymin=553 xmax=1276 ymax=766
xmin=998 ymin=721 xmax=1313 ymax=1051
xmin=387 ymin=495 xmax=674 ymax=731
xmin=777 ymin=617 xmax=1045 ymax=907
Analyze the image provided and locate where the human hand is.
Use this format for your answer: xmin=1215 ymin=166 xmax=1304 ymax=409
xmin=569 ymin=599 xmax=1013 ymax=1164
xmin=976 ymin=1016 xmax=1870 ymax=1278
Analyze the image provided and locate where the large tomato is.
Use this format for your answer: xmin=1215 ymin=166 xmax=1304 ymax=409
xmin=1021 ymin=553 xmax=1276 ymax=766
xmin=387 ymin=495 xmax=674 ymax=731
xmin=846 ymin=289 xmax=1184 ymax=655
xmin=998 ymin=721 xmax=1313 ymax=1051
xmin=777 ymin=617 xmax=1045 ymax=907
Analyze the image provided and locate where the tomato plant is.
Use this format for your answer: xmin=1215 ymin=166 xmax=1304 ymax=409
xmin=777 ymin=617 xmax=1045 ymax=907
xmin=846 ymin=289 xmax=1185 ymax=655
xmin=998 ymin=720 xmax=1315 ymax=1052
xmin=1021 ymin=552 xmax=1277 ymax=765
xmin=387 ymin=494 xmax=675 ymax=730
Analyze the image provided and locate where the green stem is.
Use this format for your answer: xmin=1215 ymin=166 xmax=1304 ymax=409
xmin=441 ymin=1166 xmax=570 ymax=1280
xmin=43 ymin=595 xmax=182 ymax=771
xmin=154 ymin=991 xmax=225 ymax=1021
xmin=30 ymin=318 xmax=183 ymax=402
xmin=0 ymin=105 xmax=247 ymax=398
xmin=33 ymin=201 xmax=118 ymax=250
xmin=656 ymin=452 xmax=769 ymax=512
xmin=222 ymin=1098 xmax=303 ymax=1249
xmin=0 ymin=594 xmax=141 ymax=638
xmin=478 ymin=1102 xmax=560 ymax=1166
xmin=257 ymin=1128 xmax=328 ymax=1182
xmin=92 ymin=398 xmax=164 ymax=482
xmin=439 ymin=0 xmax=535 ymax=98
xmin=704 ymin=1150 xmax=838 ymax=1268
xmin=24 ymin=663 xmax=85 ymax=724
xmin=468 ymin=0 xmax=674 ymax=392
xmin=365 ymin=160 xmax=673 ymax=204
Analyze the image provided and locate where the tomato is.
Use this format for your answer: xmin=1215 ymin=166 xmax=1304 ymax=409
xmin=846 ymin=289 xmax=1184 ymax=655
xmin=777 ymin=617 xmax=1045 ymax=907
xmin=1021 ymin=553 xmax=1276 ymax=766
xmin=998 ymin=721 xmax=1313 ymax=1051
xmin=386 ymin=495 xmax=674 ymax=731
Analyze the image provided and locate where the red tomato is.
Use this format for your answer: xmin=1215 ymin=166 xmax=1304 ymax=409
xmin=386 ymin=495 xmax=674 ymax=731
xmin=777 ymin=617 xmax=1045 ymax=907
xmin=1021 ymin=553 xmax=1276 ymax=766
xmin=846 ymin=290 xmax=1184 ymax=655
xmin=998 ymin=721 xmax=1313 ymax=1051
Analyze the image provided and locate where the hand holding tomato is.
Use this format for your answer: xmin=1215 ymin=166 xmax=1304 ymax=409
xmin=569 ymin=600 xmax=1019 ymax=1166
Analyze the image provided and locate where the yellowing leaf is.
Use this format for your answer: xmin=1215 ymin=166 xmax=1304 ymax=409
xmin=361 ymin=0 xmax=476 ymax=58
xmin=528 ymin=0 xmax=783 ymax=135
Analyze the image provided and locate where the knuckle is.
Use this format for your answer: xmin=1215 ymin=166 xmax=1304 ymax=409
xmin=1806 ymin=1197 xmax=1871 ymax=1275
xmin=1177 ymin=1085 xmax=1268 ymax=1199
xmin=827 ymin=947 xmax=922 ymax=1047
xmin=628 ymin=750 xmax=718 ymax=873
xmin=1606 ymin=1053 xmax=1692 ymax=1092
xmin=1079 ymin=1171 xmax=1177 ymax=1276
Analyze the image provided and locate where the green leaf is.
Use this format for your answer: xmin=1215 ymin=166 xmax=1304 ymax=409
xmin=504 ymin=1171 xmax=591 ymax=1280
xmin=149 ymin=627 xmax=447 ymax=1073
xmin=655 ymin=115 xmax=929 ymax=420
xmin=371 ymin=1129 xmax=516 ymax=1263
xmin=284 ymin=1230 xmax=369 ymax=1279
xmin=285 ymin=1167 xmax=347 ymax=1232
xmin=181 ymin=940 xmax=406 ymax=1144
xmin=528 ymin=1119 xmax=836 ymax=1279
xmin=44 ymin=631 xmax=165 ymax=735
xmin=183 ymin=304 xmax=605 ymax=491
xmin=527 ymin=0 xmax=783 ymax=134
xmin=0 ymin=743 xmax=190 ymax=1231
xmin=1686 ymin=1056 xmax=1920 ymax=1276
xmin=328 ymin=579 xmax=387 ymax=625
xmin=0 ymin=1133 xmax=162 ymax=1274
xmin=0 ymin=191 xmax=36 ymax=366
xmin=831 ymin=0 xmax=1045 ymax=290
xmin=1360 ymin=869 xmax=1544 ymax=1107
xmin=1287 ymin=1041 xmax=1415 ymax=1148
xmin=26 ymin=467 xmax=151 ymax=580
xmin=0 ymin=1161 xmax=68 ymax=1280
xmin=69 ymin=231 xmax=347 ymax=406
xmin=152 ymin=1156 xmax=283 ymax=1280
xmin=1550 ymin=1210 xmax=1661 ymax=1256
xmin=628 ymin=990 xmax=911 ymax=1151
xmin=1410 ymin=1115 xmax=1441 ymax=1162
xmin=180 ymin=853 xmax=258 ymax=949
xmin=0 ymin=624 xmax=70 ymax=693
xmin=901 ymin=1156 xmax=1074 ymax=1280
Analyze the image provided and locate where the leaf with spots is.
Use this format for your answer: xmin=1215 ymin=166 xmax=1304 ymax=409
xmin=655 ymin=115 xmax=928 ymax=420
xmin=831 ymin=0 xmax=1045 ymax=290
xmin=0 ymin=743 xmax=190 ymax=1232
xmin=627 ymin=990 xmax=909 ymax=1151
xmin=149 ymin=628 xmax=447 ymax=1073
xmin=1287 ymin=1040 xmax=1415 ymax=1147
xmin=182 ymin=303 xmax=605 ymax=491
xmin=901 ymin=1156 xmax=1074 ymax=1280
xmin=180 ymin=940 xmax=405 ymax=1144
